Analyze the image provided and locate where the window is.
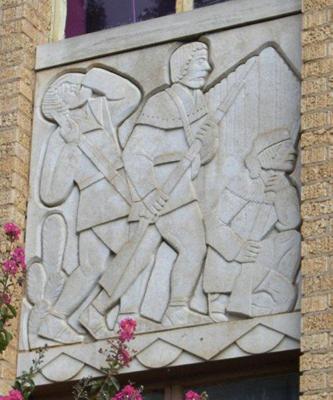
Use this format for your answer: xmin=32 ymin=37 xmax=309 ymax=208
xmin=65 ymin=0 xmax=176 ymax=38
xmin=194 ymin=0 xmax=231 ymax=8
xmin=185 ymin=373 xmax=299 ymax=400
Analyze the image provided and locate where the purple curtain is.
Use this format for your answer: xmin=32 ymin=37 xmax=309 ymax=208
xmin=65 ymin=0 xmax=87 ymax=37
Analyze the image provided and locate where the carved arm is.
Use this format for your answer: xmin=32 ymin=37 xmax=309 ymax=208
xmin=40 ymin=131 xmax=81 ymax=207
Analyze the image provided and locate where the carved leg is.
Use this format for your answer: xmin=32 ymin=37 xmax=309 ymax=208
xmin=157 ymin=203 xmax=212 ymax=326
xmin=39 ymin=230 xmax=110 ymax=343
xmin=251 ymin=230 xmax=301 ymax=315
xmin=81 ymin=224 xmax=162 ymax=337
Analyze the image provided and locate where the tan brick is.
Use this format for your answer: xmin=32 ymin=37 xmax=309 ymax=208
xmin=300 ymin=372 xmax=327 ymax=391
xmin=302 ymin=78 xmax=327 ymax=95
xmin=302 ymin=218 xmax=329 ymax=238
xmin=301 ymin=128 xmax=333 ymax=148
xmin=303 ymin=58 xmax=333 ymax=78
xmin=302 ymin=111 xmax=329 ymax=129
xmin=302 ymin=295 xmax=329 ymax=313
xmin=301 ymin=394 xmax=331 ymax=400
xmin=303 ymin=42 xmax=328 ymax=61
xmin=302 ymin=163 xmax=333 ymax=184
xmin=301 ymin=352 xmax=333 ymax=371
xmin=303 ymin=236 xmax=333 ymax=257
xmin=303 ymin=26 xmax=333 ymax=45
xmin=301 ymin=332 xmax=330 ymax=351
xmin=302 ymin=274 xmax=333 ymax=295
xmin=302 ymin=182 xmax=330 ymax=201
xmin=302 ymin=146 xmax=328 ymax=163
xmin=302 ymin=257 xmax=328 ymax=276
xmin=304 ymin=10 xmax=328 ymax=29
xmin=302 ymin=311 xmax=333 ymax=333
xmin=303 ymin=0 xmax=333 ymax=11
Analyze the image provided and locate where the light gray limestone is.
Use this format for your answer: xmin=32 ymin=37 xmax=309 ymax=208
xmin=19 ymin=9 xmax=301 ymax=384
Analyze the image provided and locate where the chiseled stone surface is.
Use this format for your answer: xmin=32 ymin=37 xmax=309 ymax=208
xmin=19 ymin=9 xmax=302 ymax=384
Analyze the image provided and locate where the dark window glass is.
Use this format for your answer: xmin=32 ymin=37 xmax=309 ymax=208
xmin=144 ymin=390 xmax=164 ymax=400
xmin=185 ymin=373 xmax=299 ymax=400
xmin=194 ymin=0 xmax=231 ymax=8
xmin=66 ymin=0 xmax=176 ymax=37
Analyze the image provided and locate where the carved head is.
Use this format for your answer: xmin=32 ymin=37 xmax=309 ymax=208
xmin=245 ymin=129 xmax=297 ymax=178
xmin=170 ymin=42 xmax=212 ymax=89
xmin=42 ymin=73 xmax=91 ymax=122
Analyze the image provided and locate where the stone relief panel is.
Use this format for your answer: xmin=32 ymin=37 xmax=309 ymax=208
xmin=19 ymin=14 xmax=301 ymax=384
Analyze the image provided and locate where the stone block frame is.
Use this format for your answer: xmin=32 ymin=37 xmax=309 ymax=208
xmin=17 ymin=0 xmax=304 ymax=388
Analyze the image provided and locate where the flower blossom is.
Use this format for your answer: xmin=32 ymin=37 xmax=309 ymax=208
xmin=0 ymin=292 xmax=11 ymax=305
xmin=119 ymin=318 xmax=137 ymax=343
xmin=0 ymin=389 xmax=23 ymax=400
xmin=185 ymin=390 xmax=202 ymax=400
xmin=11 ymin=247 xmax=26 ymax=270
xmin=3 ymin=223 xmax=21 ymax=241
xmin=118 ymin=346 xmax=132 ymax=367
xmin=112 ymin=384 xmax=143 ymax=400
xmin=3 ymin=259 xmax=19 ymax=276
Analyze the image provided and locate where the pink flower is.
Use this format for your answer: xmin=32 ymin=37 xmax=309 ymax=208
xmin=3 ymin=259 xmax=19 ymax=276
xmin=11 ymin=247 xmax=26 ymax=271
xmin=8 ymin=390 xmax=23 ymax=400
xmin=0 ymin=292 xmax=11 ymax=305
xmin=0 ymin=390 xmax=23 ymax=400
xmin=118 ymin=346 xmax=132 ymax=367
xmin=3 ymin=223 xmax=21 ymax=241
xmin=112 ymin=384 xmax=143 ymax=400
xmin=185 ymin=391 xmax=201 ymax=400
xmin=119 ymin=318 xmax=137 ymax=343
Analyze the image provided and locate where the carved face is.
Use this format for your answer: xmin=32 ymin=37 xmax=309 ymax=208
xmin=60 ymin=82 xmax=92 ymax=110
xmin=258 ymin=139 xmax=297 ymax=173
xmin=180 ymin=48 xmax=212 ymax=89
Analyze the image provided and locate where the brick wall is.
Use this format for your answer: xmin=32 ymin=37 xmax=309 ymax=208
xmin=0 ymin=0 xmax=52 ymax=393
xmin=300 ymin=1 xmax=333 ymax=399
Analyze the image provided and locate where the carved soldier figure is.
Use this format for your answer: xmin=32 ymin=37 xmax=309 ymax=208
xmin=38 ymin=69 xmax=141 ymax=343
xmin=203 ymin=129 xmax=301 ymax=321
xmin=124 ymin=42 xmax=218 ymax=326
xmin=83 ymin=42 xmax=219 ymax=329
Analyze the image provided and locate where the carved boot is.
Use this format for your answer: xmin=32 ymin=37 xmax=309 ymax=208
xmin=162 ymin=305 xmax=212 ymax=327
xmin=39 ymin=314 xmax=84 ymax=344
xmin=79 ymin=305 xmax=114 ymax=340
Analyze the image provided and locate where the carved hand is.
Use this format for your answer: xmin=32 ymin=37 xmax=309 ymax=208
xmin=58 ymin=115 xmax=80 ymax=144
xmin=142 ymin=188 xmax=169 ymax=218
xmin=235 ymin=240 xmax=261 ymax=263
xmin=264 ymin=173 xmax=290 ymax=194
xmin=196 ymin=117 xmax=219 ymax=165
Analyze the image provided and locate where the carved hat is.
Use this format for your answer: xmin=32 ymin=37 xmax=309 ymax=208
xmin=170 ymin=42 xmax=209 ymax=83
xmin=245 ymin=129 xmax=291 ymax=178
xmin=42 ymin=73 xmax=84 ymax=121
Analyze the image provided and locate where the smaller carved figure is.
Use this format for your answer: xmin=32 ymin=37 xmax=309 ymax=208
xmin=203 ymin=129 xmax=301 ymax=321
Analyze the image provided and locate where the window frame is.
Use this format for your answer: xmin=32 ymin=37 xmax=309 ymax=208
xmin=32 ymin=350 xmax=300 ymax=400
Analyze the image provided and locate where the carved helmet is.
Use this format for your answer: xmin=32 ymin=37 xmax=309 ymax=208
xmin=245 ymin=129 xmax=291 ymax=178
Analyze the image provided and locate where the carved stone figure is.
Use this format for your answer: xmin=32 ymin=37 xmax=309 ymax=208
xmin=204 ymin=129 xmax=301 ymax=321
xmin=37 ymin=69 xmax=141 ymax=343
xmin=83 ymin=42 xmax=220 ymax=333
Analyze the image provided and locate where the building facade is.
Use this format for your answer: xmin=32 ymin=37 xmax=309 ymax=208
xmin=0 ymin=0 xmax=332 ymax=399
